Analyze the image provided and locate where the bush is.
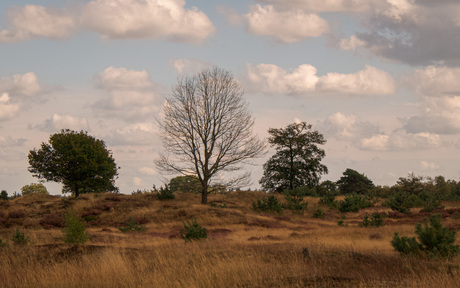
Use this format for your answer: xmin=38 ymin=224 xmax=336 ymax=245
xmin=63 ymin=212 xmax=89 ymax=244
xmin=155 ymin=184 xmax=175 ymax=200
xmin=40 ymin=213 xmax=65 ymax=228
xmin=319 ymin=194 xmax=336 ymax=205
xmin=359 ymin=212 xmax=385 ymax=227
xmin=180 ymin=219 xmax=207 ymax=242
xmin=282 ymin=190 xmax=308 ymax=214
xmin=252 ymin=195 xmax=282 ymax=213
xmin=118 ymin=217 xmax=147 ymax=233
xmin=0 ymin=239 xmax=8 ymax=248
xmin=384 ymin=191 xmax=416 ymax=214
xmin=337 ymin=194 xmax=374 ymax=213
xmin=337 ymin=215 xmax=347 ymax=227
xmin=0 ymin=190 xmax=8 ymax=200
xmin=391 ymin=214 xmax=459 ymax=258
xmin=420 ymin=196 xmax=444 ymax=213
xmin=312 ymin=208 xmax=325 ymax=219
xmin=11 ymin=228 xmax=30 ymax=245
xmin=21 ymin=183 xmax=49 ymax=196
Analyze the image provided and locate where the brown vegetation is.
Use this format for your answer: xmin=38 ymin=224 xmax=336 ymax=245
xmin=1 ymin=192 xmax=460 ymax=287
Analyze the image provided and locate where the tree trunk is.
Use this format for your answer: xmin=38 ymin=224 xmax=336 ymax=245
xmin=201 ymin=184 xmax=208 ymax=204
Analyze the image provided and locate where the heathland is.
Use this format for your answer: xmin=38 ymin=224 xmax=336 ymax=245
xmin=1 ymin=191 xmax=460 ymax=287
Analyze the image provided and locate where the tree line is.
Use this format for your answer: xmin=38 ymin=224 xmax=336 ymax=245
xmin=3 ymin=67 xmax=455 ymax=205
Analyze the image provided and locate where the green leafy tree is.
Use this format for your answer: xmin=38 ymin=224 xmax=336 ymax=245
xmin=169 ymin=175 xmax=201 ymax=193
xmin=0 ymin=190 xmax=7 ymax=200
xmin=260 ymin=122 xmax=328 ymax=193
xmin=336 ymin=169 xmax=374 ymax=195
xmin=156 ymin=67 xmax=265 ymax=204
xmin=63 ymin=212 xmax=89 ymax=244
xmin=396 ymin=173 xmax=426 ymax=195
xmin=28 ymin=129 xmax=119 ymax=198
xmin=20 ymin=183 xmax=49 ymax=196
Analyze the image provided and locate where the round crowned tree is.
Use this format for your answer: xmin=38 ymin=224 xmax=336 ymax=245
xmin=28 ymin=129 xmax=118 ymax=197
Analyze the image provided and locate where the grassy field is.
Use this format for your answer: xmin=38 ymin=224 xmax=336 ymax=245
xmin=1 ymin=191 xmax=460 ymax=287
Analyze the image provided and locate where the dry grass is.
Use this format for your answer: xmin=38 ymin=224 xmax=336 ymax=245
xmin=1 ymin=192 xmax=460 ymax=287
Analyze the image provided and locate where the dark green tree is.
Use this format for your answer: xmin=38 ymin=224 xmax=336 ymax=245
xmin=259 ymin=122 xmax=328 ymax=193
xmin=0 ymin=190 xmax=7 ymax=200
xmin=169 ymin=175 xmax=202 ymax=193
xmin=336 ymin=168 xmax=374 ymax=195
xmin=28 ymin=129 xmax=118 ymax=198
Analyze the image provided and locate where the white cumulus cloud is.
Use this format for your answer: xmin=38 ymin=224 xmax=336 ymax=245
xmin=33 ymin=114 xmax=90 ymax=132
xmin=81 ymin=0 xmax=215 ymax=43
xmin=361 ymin=130 xmax=442 ymax=151
xmin=246 ymin=64 xmax=394 ymax=95
xmin=169 ymin=58 xmax=213 ymax=75
xmin=408 ymin=66 xmax=460 ymax=96
xmin=317 ymin=112 xmax=380 ymax=141
xmin=255 ymin=0 xmax=370 ymax=13
xmin=0 ymin=5 xmax=76 ymax=42
xmin=245 ymin=4 xmax=328 ymax=43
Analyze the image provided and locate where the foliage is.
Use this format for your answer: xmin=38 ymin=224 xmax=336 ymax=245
xmin=20 ymin=183 xmax=49 ymax=196
xmin=28 ymin=129 xmax=118 ymax=198
xmin=384 ymin=190 xmax=415 ymax=214
xmin=337 ymin=215 xmax=347 ymax=227
xmin=209 ymin=202 xmax=227 ymax=208
xmin=63 ymin=212 xmax=89 ymax=244
xmin=313 ymin=208 xmax=325 ymax=219
xmin=396 ymin=173 xmax=426 ymax=195
xmin=360 ymin=212 xmax=385 ymax=227
xmin=252 ymin=195 xmax=282 ymax=213
xmin=391 ymin=214 xmax=459 ymax=258
xmin=155 ymin=184 xmax=175 ymax=200
xmin=317 ymin=180 xmax=337 ymax=196
xmin=420 ymin=195 xmax=444 ymax=213
xmin=0 ymin=239 xmax=8 ymax=248
xmin=180 ymin=219 xmax=207 ymax=242
xmin=336 ymin=169 xmax=374 ymax=195
xmin=319 ymin=194 xmax=336 ymax=205
xmin=169 ymin=175 xmax=201 ymax=194
xmin=156 ymin=67 xmax=265 ymax=204
xmin=282 ymin=190 xmax=308 ymax=214
xmin=260 ymin=122 xmax=327 ymax=193
xmin=118 ymin=217 xmax=147 ymax=233
xmin=337 ymin=194 xmax=375 ymax=213
xmin=11 ymin=228 xmax=30 ymax=245
xmin=0 ymin=190 xmax=7 ymax=200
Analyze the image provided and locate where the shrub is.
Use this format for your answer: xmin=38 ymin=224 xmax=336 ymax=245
xmin=420 ymin=196 xmax=444 ymax=213
xmin=312 ymin=208 xmax=325 ymax=219
xmin=384 ymin=191 xmax=415 ymax=214
xmin=252 ymin=195 xmax=282 ymax=213
xmin=337 ymin=194 xmax=374 ymax=213
xmin=11 ymin=228 xmax=30 ymax=245
xmin=391 ymin=214 xmax=459 ymax=258
xmin=209 ymin=202 xmax=227 ymax=208
xmin=21 ymin=183 xmax=49 ymax=196
xmin=360 ymin=212 xmax=385 ymax=227
xmin=156 ymin=185 xmax=175 ymax=200
xmin=319 ymin=194 xmax=336 ymax=205
xmin=118 ymin=217 xmax=147 ymax=233
xmin=337 ymin=215 xmax=347 ymax=227
xmin=0 ymin=190 xmax=8 ymax=200
xmin=282 ymin=190 xmax=308 ymax=214
xmin=180 ymin=219 xmax=207 ymax=242
xmin=0 ymin=239 xmax=8 ymax=248
xmin=63 ymin=212 xmax=89 ymax=244
xmin=8 ymin=210 xmax=25 ymax=219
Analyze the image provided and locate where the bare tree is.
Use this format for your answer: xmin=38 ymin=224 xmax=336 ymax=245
xmin=156 ymin=67 xmax=265 ymax=204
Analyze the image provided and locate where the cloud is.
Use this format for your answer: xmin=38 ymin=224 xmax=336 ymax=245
xmin=408 ymin=66 xmax=460 ymax=97
xmin=244 ymin=5 xmax=328 ymax=43
xmin=0 ymin=136 xmax=27 ymax=147
xmin=217 ymin=6 xmax=243 ymax=25
xmin=361 ymin=130 xmax=442 ymax=151
xmin=169 ymin=58 xmax=213 ymax=75
xmin=93 ymin=67 xmax=159 ymax=119
xmin=403 ymin=97 xmax=460 ymax=135
xmin=246 ymin=63 xmax=394 ymax=95
xmin=0 ymin=148 xmax=25 ymax=162
xmin=346 ymin=1 xmax=460 ymax=66
xmin=106 ymin=122 xmax=157 ymax=146
xmin=317 ymin=112 xmax=380 ymax=141
xmin=0 ymin=5 xmax=76 ymax=43
xmin=139 ymin=167 xmax=157 ymax=175
xmin=340 ymin=35 xmax=365 ymax=50
xmin=246 ymin=63 xmax=318 ymax=94
xmin=32 ymin=114 xmax=90 ymax=132
xmin=255 ymin=0 xmax=370 ymax=12
xmin=420 ymin=161 xmax=440 ymax=171
xmin=0 ymin=94 xmax=20 ymax=121
xmin=0 ymin=72 xmax=41 ymax=97
xmin=81 ymin=0 xmax=215 ymax=43
xmin=317 ymin=65 xmax=395 ymax=95
xmin=0 ymin=73 xmax=42 ymax=121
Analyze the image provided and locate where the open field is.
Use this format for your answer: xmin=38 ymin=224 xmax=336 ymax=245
xmin=1 ymin=192 xmax=460 ymax=287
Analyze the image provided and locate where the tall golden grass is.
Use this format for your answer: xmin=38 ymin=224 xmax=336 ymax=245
xmin=0 ymin=192 xmax=459 ymax=287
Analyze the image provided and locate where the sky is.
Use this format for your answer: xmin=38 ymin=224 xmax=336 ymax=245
xmin=1 ymin=0 xmax=460 ymax=195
